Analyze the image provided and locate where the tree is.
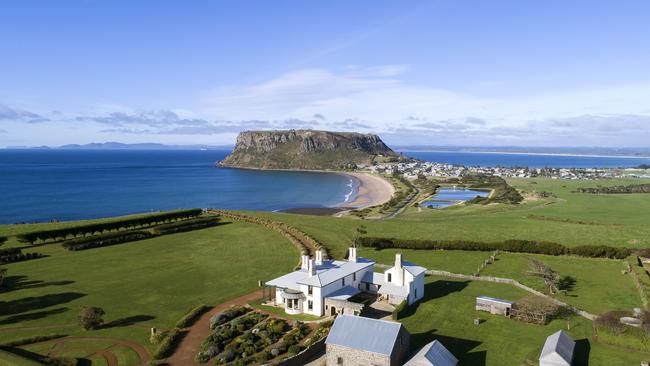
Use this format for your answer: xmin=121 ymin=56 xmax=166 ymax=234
xmin=353 ymin=225 xmax=367 ymax=246
xmin=78 ymin=306 xmax=105 ymax=330
xmin=528 ymin=258 xmax=559 ymax=294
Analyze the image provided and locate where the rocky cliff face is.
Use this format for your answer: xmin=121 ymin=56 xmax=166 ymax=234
xmin=219 ymin=130 xmax=398 ymax=170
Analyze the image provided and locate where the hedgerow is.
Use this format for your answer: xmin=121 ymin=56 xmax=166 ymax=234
xmin=175 ymin=304 xmax=211 ymax=328
xmin=152 ymin=217 xmax=221 ymax=235
xmin=357 ymin=237 xmax=631 ymax=259
xmin=61 ymin=231 xmax=154 ymax=251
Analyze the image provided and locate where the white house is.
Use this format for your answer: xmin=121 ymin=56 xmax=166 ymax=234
xmin=363 ymin=253 xmax=426 ymax=305
xmin=265 ymin=248 xmax=426 ymax=316
xmin=539 ymin=330 xmax=575 ymax=366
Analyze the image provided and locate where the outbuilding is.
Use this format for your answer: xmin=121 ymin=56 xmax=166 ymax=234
xmin=404 ymin=340 xmax=458 ymax=366
xmin=325 ymin=315 xmax=410 ymax=366
xmin=539 ymin=330 xmax=575 ymax=366
xmin=475 ymin=296 xmax=514 ymax=316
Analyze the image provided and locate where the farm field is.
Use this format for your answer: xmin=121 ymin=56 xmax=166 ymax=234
xmin=0 ymin=220 xmax=298 ymax=364
xmin=247 ymin=177 xmax=650 ymax=258
xmin=401 ymin=276 xmax=650 ymax=365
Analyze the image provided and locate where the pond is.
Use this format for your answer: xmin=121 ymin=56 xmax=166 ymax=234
xmin=419 ymin=188 xmax=490 ymax=209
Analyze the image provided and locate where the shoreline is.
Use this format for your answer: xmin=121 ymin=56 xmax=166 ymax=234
xmin=337 ymin=171 xmax=395 ymax=209
xmin=219 ymin=164 xmax=396 ymax=211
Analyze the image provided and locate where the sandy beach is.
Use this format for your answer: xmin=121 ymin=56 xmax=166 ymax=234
xmin=340 ymin=172 xmax=395 ymax=209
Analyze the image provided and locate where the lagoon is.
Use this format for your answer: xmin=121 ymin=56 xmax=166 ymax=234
xmin=420 ymin=188 xmax=489 ymax=209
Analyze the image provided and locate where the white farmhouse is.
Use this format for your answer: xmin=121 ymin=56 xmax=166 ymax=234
xmin=265 ymin=248 xmax=426 ymax=316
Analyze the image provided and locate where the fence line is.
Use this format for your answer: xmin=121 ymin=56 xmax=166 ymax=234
xmin=375 ymin=264 xmax=596 ymax=320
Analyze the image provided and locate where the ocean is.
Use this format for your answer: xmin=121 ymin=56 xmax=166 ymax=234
xmin=403 ymin=150 xmax=650 ymax=168
xmin=2 ymin=149 xmax=649 ymax=224
xmin=0 ymin=150 xmax=356 ymax=224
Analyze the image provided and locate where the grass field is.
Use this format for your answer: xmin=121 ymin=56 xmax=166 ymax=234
xmin=401 ymin=276 xmax=650 ymax=365
xmin=360 ymin=247 xmax=491 ymax=275
xmin=0 ymin=219 xmax=298 ymax=364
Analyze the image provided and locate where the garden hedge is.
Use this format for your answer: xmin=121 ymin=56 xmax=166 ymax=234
xmin=152 ymin=217 xmax=221 ymax=235
xmin=61 ymin=231 xmax=154 ymax=251
xmin=357 ymin=237 xmax=632 ymax=259
xmin=17 ymin=208 xmax=203 ymax=244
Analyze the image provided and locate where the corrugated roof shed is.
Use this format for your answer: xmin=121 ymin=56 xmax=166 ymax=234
xmin=404 ymin=340 xmax=458 ymax=366
xmin=326 ymin=315 xmax=405 ymax=356
xmin=539 ymin=330 xmax=575 ymax=366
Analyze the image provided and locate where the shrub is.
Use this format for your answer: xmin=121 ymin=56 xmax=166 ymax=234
xmin=78 ymin=306 xmax=105 ymax=330
xmin=152 ymin=217 xmax=220 ymax=235
xmin=17 ymin=209 xmax=203 ymax=244
xmin=287 ymin=344 xmax=302 ymax=356
xmin=0 ymin=247 xmax=42 ymax=264
xmin=153 ymin=328 xmax=184 ymax=359
xmin=1 ymin=334 xmax=67 ymax=347
xmin=175 ymin=304 xmax=210 ymax=328
xmin=358 ymin=237 xmax=630 ymax=259
xmin=42 ymin=358 xmax=78 ymax=366
xmin=62 ymin=230 xmax=154 ymax=251
xmin=0 ymin=236 xmax=6 ymax=246
xmin=209 ymin=305 xmax=249 ymax=329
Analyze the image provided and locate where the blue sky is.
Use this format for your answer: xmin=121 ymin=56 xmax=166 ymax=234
xmin=1 ymin=0 xmax=650 ymax=147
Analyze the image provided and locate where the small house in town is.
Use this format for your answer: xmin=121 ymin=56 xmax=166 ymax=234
xmin=265 ymin=248 xmax=426 ymax=316
xmin=539 ymin=330 xmax=575 ymax=366
xmin=475 ymin=296 xmax=514 ymax=316
xmin=325 ymin=315 xmax=410 ymax=366
xmin=404 ymin=340 xmax=458 ymax=366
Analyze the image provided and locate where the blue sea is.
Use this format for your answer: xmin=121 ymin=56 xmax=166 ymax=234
xmin=403 ymin=151 xmax=650 ymax=168
xmin=2 ymin=149 xmax=649 ymax=224
xmin=0 ymin=150 xmax=357 ymax=224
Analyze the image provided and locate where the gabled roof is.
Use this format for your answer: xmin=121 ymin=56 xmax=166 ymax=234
xmin=326 ymin=315 xmax=406 ymax=356
xmin=403 ymin=261 xmax=427 ymax=277
xmin=539 ymin=330 xmax=575 ymax=366
xmin=404 ymin=340 xmax=458 ymax=366
xmin=265 ymin=258 xmax=374 ymax=289
xmin=325 ymin=286 xmax=360 ymax=301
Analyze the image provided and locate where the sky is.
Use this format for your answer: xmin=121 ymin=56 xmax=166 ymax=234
xmin=1 ymin=0 xmax=650 ymax=148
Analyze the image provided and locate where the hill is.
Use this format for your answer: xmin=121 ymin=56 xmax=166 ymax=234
xmin=218 ymin=130 xmax=399 ymax=170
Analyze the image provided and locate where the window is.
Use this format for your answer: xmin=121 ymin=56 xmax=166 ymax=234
xmin=342 ymin=278 xmax=345 ymax=286
xmin=308 ymin=300 xmax=313 ymax=310
xmin=388 ymin=273 xmax=392 ymax=282
xmin=414 ymin=289 xmax=417 ymax=298
xmin=366 ymin=283 xmax=370 ymax=291
xmin=337 ymin=357 xmax=343 ymax=365
xmin=353 ymin=272 xmax=356 ymax=281
xmin=308 ymin=286 xmax=313 ymax=295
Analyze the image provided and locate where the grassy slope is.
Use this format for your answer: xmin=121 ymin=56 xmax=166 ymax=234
xmin=0 ymin=220 xmax=298 ymax=352
xmin=403 ymin=276 xmax=649 ymax=366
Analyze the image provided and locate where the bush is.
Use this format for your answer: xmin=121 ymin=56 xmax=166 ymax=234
xmin=209 ymin=305 xmax=249 ymax=329
xmin=42 ymin=358 xmax=78 ymax=366
xmin=175 ymin=304 xmax=210 ymax=328
xmin=0 ymin=248 xmax=42 ymax=264
xmin=17 ymin=209 xmax=203 ymax=244
xmin=287 ymin=344 xmax=302 ymax=356
xmin=62 ymin=230 xmax=154 ymax=251
xmin=78 ymin=306 xmax=105 ymax=330
xmin=1 ymin=334 xmax=67 ymax=347
xmin=152 ymin=217 xmax=220 ymax=235
xmin=357 ymin=237 xmax=630 ymax=259
xmin=153 ymin=328 xmax=184 ymax=359
xmin=0 ymin=236 xmax=6 ymax=246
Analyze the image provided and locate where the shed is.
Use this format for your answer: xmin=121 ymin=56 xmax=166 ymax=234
xmin=325 ymin=315 xmax=410 ymax=366
xmin=475 ymin=296 xmax=514 ymax=316
xmin=539 ymin=330 xmax=575 ymax=366
xmin=404 ymin=340 xmax=458 ymax=366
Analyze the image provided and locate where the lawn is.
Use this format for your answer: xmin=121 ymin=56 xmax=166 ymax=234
xmin=0 ymin=219 xmax=298 ymax=363
xmin=359 ymin=247 xmax=491 ymax=275
xmin=481 ymin=253 xmax=641 ymax=314
xmin=401 ymin=276 xmax=650 ymax=365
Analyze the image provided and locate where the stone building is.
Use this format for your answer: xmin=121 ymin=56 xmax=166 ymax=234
xmin=325 ymin=315 xmax=410 ymax=366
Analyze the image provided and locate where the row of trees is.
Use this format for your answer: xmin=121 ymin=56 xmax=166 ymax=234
xmin=17 ymin=208 xmax=203 ymax=245
xmin=61 ymin=230 xmax=155 ymax=251
xmin=0 ymin=247 xmax=41 ymax=264
xmin=151 ymin=216 xmax=221 ymax=235
xmin=357 ymin=237 xmax=632 ymax=259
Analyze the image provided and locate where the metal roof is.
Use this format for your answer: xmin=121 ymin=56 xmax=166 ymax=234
xmin=539 ymin=330 xmax=575 ymax=366
xmin=404 ymin=340 xmax=458 ymax=366
xmin=326 ymin=315 xmax=405 ymax=356
xmin=403 ymin=261 xmax=427 ymax=277
xmin=265 ymin=258 xmax=373 ymax=289
xmin=476 ymin=296 xmax=514 ymax=305
xmin=326 ymin=286 xmax=360 ymax=301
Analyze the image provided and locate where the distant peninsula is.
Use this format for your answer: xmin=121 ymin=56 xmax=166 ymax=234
xmin=219 ymin=130 xmax=400 ymax=170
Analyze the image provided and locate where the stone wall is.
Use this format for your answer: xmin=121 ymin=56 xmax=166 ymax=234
xmin=326 ymin=344 xmax=391 ymax=366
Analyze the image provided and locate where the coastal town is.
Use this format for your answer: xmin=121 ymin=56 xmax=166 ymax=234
xmin=364 ymin=159 xmax=650 ymax=180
